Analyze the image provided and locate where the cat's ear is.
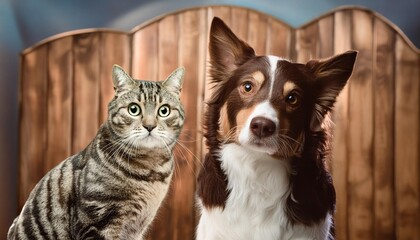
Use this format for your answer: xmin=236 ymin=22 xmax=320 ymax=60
xmin=306 ymin=50 xmax=358 ymax=132
xmin=112 ymin=65 xmax=136 ymax=92
xmin=163 ymin=67 xmax=185 ymax=96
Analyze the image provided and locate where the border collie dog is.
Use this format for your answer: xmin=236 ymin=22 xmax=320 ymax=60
xmin=196 ymin=17 xmax=357 ymax=240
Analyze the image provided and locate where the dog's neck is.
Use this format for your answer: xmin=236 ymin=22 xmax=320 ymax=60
xmin=220 ymin=143 xmax=291 ymax=200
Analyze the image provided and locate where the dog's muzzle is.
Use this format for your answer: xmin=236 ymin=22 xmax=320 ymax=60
xmin=250 ymin=117 xmax=276 ymax=138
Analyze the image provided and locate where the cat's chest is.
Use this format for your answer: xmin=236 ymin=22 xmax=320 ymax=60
xmin=105 ymin=166 xmax=174 ymax=239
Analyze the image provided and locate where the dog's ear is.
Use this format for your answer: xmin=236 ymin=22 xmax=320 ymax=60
xmin=306 ymin=50 xmax=358 ymax=132
xmin=209 ymin=17 xmax=255 ymax=82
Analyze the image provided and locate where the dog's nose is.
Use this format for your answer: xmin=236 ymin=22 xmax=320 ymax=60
xmin=250 ymin=117 xmax=276 ymax=138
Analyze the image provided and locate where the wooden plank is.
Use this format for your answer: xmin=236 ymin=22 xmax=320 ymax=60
xmin=230 ymin=8 xmax=249 ymax=43
xmin=347 ymin=10 xmax=374 ymax=240
xmin=131 ymin=23 xmax=158 ymax=80
xmin=295 ymin=22 xmax=319 ymax=62
xmin=45 ymin=37 xmax=73 ymax=172
xmin=72 ymin=33 xmax=101 ymax=153
xmin=196 ymin=8 xmax=208 ymax=163
xmin=267 ymin=18 xmax=292 ymax=59
xmin=19 ymin=46 xmax=48 ymax=208
xmin=247 ymin=11 xmax=268 ymax=55
xmin=331 ymin=10 xmax=352 ymax=240
xmin=146 ymin=14 xmax=180 ymax=240
xmin=372 ymin=18 xmax=396 ymax=240
xmin=99 ymin=32 xmax=131 ymax=123
xmin=158 ymin=15 xmax=179 ymax=78
xmin=208 ymin=6 xmax=231 ymax=24
xmin=394 ymin=35 xmax=420 ymax=240
xmin=317 ymin=14 xmax=334 ymax=59
xmin=195 ymin=7 xmax=209 ymax=162
xmin=172 ymin=10 xmax=205 ymax=239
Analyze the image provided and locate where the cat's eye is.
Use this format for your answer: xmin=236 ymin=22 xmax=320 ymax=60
xmin=241 ymin=81 xmax=254 ymax=94
xmin=158 ymin=105 xmax=171 ymax=117
xmin=286 ymin=92 xmax=300 ymax=106
xmin=128 ymin=103 xmax=141 ymax=116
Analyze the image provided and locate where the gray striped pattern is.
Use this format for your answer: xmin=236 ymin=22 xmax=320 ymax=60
xmin=8 ymin=66 xmax=185 ymax=240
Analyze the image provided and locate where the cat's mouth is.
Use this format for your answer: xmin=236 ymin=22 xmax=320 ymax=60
xmin=129 ymin=133 xmax=165 ymax=149
xmin=144 ymin=134 xmax=157 ymax=141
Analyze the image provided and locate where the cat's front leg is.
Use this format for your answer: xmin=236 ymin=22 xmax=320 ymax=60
xmin=78 ymin=226 xmax=105 ymax=240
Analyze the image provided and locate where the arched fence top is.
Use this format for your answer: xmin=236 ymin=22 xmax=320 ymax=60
xmin=21 ymin=5 xmax=420 ymax=56
xmin=312 ymin=5 xmax=420 ymax=54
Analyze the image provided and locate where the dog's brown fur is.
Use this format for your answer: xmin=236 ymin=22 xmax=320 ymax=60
xmin=197 ymin=17 xmax=357 ymax=238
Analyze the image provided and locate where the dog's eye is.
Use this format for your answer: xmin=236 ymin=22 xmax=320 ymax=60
xmin=286 ymin=92 xmax=300 ymax=106
xmin=241 ymin=82 xmax=254 ymax=93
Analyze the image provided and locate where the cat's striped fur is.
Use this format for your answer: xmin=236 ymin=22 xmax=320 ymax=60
xmin=8 ymin=65 xmax=185 ymax=240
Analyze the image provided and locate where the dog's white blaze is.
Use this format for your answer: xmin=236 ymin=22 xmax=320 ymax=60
xmin=267 ymin=55 xmax=281 ymax=98
xmin=238 ymin=101 xmax=278 ymax=154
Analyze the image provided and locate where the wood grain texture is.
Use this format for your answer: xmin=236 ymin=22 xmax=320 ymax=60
xmin=230 ymin=8 xmax=249 ymax=42
xmin=394 ymin=35 xmax=420 ymax=240
xmin=19 ymin=46 xmax=48 ymax=208
xmin=247 ymin=11 xmax=268 ymax=55
xmin=373 ymin=18 xmax=396 ymax=240
xmin=267 ymin=18 xmax=292 ymax=58
xmin=131 ymin=23 xmax=158 ymax=80
xmin=72 ymin=33 xmax=101 ymax=153
xmin=99 ymin=32 xmax=131 ymax=123
xmin=295 ymin=21 xmax=318 ymax=62
xmin=331 ymin=10 xmax=352 ymax=240
xmin=196 ymin=8 xmax=208 ymax=162
xmin=175 ymin=10 xmax=205 ymax=239
xmin=45 ymin=37 xmax=73 ymax=172
xmin=158 ymin=15 xmax=179 ymax=79
xmin=347 ymin=10 xmax=374 ymax=240
xmin=317 ymin=14 xmax=334 ymax=59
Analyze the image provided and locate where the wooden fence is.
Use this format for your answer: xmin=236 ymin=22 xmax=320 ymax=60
xmin=18 ymin=6 xmax=419 ymax=240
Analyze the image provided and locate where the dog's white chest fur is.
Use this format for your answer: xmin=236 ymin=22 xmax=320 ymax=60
xmin=196 ymin=143 xmax=331 ymax=240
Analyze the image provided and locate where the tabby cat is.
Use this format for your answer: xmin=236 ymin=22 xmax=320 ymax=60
xmin=8 ymin=65 xmax=185 ymax=240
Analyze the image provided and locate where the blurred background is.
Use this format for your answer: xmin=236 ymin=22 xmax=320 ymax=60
xmin=1 ymin=0 xmax=419 ymax=238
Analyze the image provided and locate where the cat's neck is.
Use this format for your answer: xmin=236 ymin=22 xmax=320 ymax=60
xmin=94 ymin=123 xmax=174 ymax=166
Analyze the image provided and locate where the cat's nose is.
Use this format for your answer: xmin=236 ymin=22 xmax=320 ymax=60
xmin=144 ymin=125 xmax=156 ymax=132
xmin=250 ymin=117 xmax=276 ymax=138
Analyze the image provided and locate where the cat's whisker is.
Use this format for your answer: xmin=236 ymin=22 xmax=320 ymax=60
xmin=175 ymin=141 xmax=202 ymax=167
xmin=178 ymin=129 xmax=204 ymax=143
xmin=158 ymin=132 xmax=201 ymax=171
xmin=157 ymin=134 xmax=188 ymax=180
xmin=173 ymin=142 xmax=200 ymax=178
